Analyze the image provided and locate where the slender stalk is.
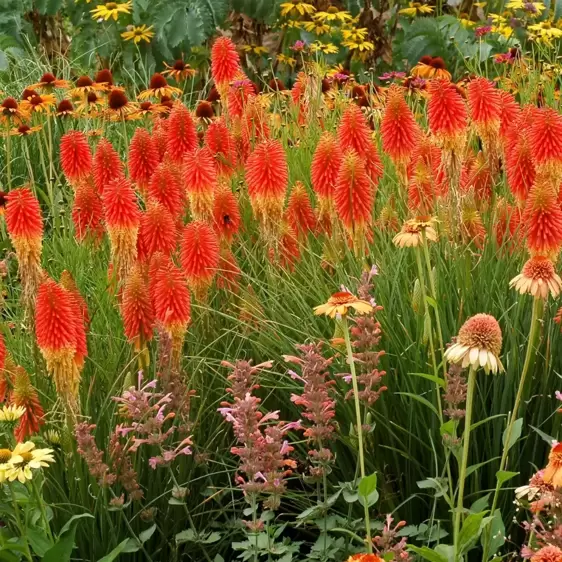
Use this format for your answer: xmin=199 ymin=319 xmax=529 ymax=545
xmin=454 ymin=366 xmax=477 ymax=560
xmin=6 ymin=131 xmax=12 ymax=190
xmin=31 ymin=478 xmax=55 ymax=543
xmin=482 ymin=296 xmax=544 ymax=561
xmin=10 ymin=490 xmax=33 ymax=562
xmin=341 ymin=315 xmax=372 ymax=553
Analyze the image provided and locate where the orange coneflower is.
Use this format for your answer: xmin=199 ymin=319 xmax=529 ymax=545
xmin=510 ymin=255 xmax=562 ymax=299
xmin=75 ymin=91 xmax=106 ymax=116
xmin=381 ymin=84 xmax=420 ymax=173
xmin=72 ymin=179 xmax=104 ymax=243
xmin=211 ymin=36 xmax=241 ymax=88
xmin=138 ymin=73 xmax=182 ymax=100
xmin=334 ymin=150 xmax=374 ymax=254
xmin=69 ymin=76 xmax=98 ymax=97
xmin=393 ymin=217 xmax=438 ymax=248
xmin=411 ymin=56 xmax=451 ymax=81
xmin=128 ymin=127 xmax=159 ymax=193
xmin=523 ymin=176 xmax=562 ymax=257
xmin=0 ymin=97 xmax=28 ymax=124
xmin=213 ymin=184 xmax=241 ymax=245
xmin=30 ymin=72 xmax=69 ymax=90
xmin=148 ymin=161 xmax=184 ymax=221
xmin=204 ymin=118 xmax=237 ymax=177
xmin=152 ymin=258 xmax=191 ymax=365
xmin=60 ymin=131 xmax=93 ymax=188
xmin=166 ymin=103 xmax=197 ymax=163
xmin=184 ymin=147 xmax=217 ymax=221
xmin=529 ymin=107 xmax=562 ymax=184
xmin=138 ymin=199 xmax=177 ymax=261
xmin=93 ymin=137 xmax=124 ymax=194
xmin=8 ymin=124 xmax=42 ymax=137
xmin=180 ymin=221 xmax=220 ymax=300
xmin=121 ymin=265 xmax=155 ymax=352
xmin=21 ymin=88 xmax=38 ymax=101
xmin=5 ymin=188 xmax=43 ymax=307
xmin=102 ymin=177 xmax=141 ymax=281
xmin=93 ymin=69 xmax=114 ymax=89
xmin=245 ymin=139 xmax=288 ymax=241
xmin=56 ymin=99 xmax=75 ymax=117
xmin=10 ymin=366 xmax=44 ymax=442
xmin=106 ymin=89 xmax=137 ymax=120
xmin=216 ymin=247 xmax=241 ymax=292
xmin=20 ymin=93 xmax=56 ymax=114
xmin=133 ymin=101 xmax=168 ymax=119
xmin=35 ymin=278 xmax=81 ymax=409
xmin=338 ymin=104 xmax=372 ymax=157
xmin=195 ymin=100 xmax=215 ymax=121
xmin=163 ymin=59 xmax=197 ymax=82
xmin=311 ymin=132 xmax=342 ymax=232
xmin=286 ymin=181 xmax=316 ymax=239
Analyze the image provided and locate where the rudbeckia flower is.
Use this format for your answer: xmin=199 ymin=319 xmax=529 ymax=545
xmin=90 ymin=1 xmax=132 ymax=21
xmin=121 ymin=24 xmax=154 ymax=44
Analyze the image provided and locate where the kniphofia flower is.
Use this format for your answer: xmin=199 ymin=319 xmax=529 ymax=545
xmin=184 ymin=148 xmax=217 ymax=221
xmin=128 ymin=127 xmax=159 ymax=192
xmin=148 ymin=162 xmax=184 ymax=222
xmin=211 ymin=37 xmax=241 ymax=88
xmin=166 ymin=103 xmax=197 ymax=163
xmin=204 ymin=118 xmax=237 ymax=177
xmin=428 ymin=80 xmax=467 ymax=145
xmin=60 ymin=131 xmax=93 ymax=187
xmin=11 ymin=366 xmax=45 ymax=442
xmin=213 ymin=185 xmax=241 ymax=245
xmin=93 ymin=137 xmax=124 ymax=194
xmin=529 ymin=106 xmax=562 ymax=183
xmin=138 ymin=199 xmax=177 ymax=260
xmin=444 ymin=313 xmax=504 ymax=374
xmin=286 ymin=181 xmax=316 ymax=239
xmin=338 ymin=104 xmax=372 ymax=157
xmin=72 ymin=179 xmax=104 ymax=243
xmin=314 ymin=291 xmax=374 ymax=318
xmin=510 ymin=255 xmax=562 ymax=299
xmin=543 ymin=442 xmax=562 ymax=487
xmin=121 ymin=266 xmax=155 ymax=351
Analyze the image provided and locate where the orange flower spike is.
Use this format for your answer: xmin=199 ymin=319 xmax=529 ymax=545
xmin=72 ymin=180 xmax=104 ymax=243
xmin=213 ymin=185 xmax=241 ymax=245
xmin=204 ymin=118 xmax=237 ymax=178
xmin=11 ymin=366 xmax=44 ymax=442
xmin=506 ymin=131 xmax=535 ymax=205
xmin=543 ymin=442 xmax=562 ymax=487
xmin=138 ymin=199 xmax=177 ymax=261
xmin=523 ymin=175 xmax=562 ymax=257
xmin=128 ymin=127 xmax=159 ymax=193
xmin=498 ymin=90 xmax=521 ymax=145
xmin=180 ymin=221 xmax=220 ymax=301
xmin=148 ymin=161 xmax=184 ymax=221
xmin=93 ymin=137 xmax=124 ymax=195
xmin=428 ymin=79 xmax=468 ymax=142
xmin=467 ymin=78 xmax=501 ymax=130
xmin=381 ymin=84 xmax=420 ymax=167
xmin=338 ymin=104 xmax=372 ymax=157
xmin=121 ymin=266 xmax=155 ymax=351
xmin=184 ymin=147 xmax=217 ymax=221
xmin=211 ymin=37 xmax=241 ymax=88
xmin=529 ymin=107 xmax=562 ymax=183
xmin=286 ymin=181 xmax=316 ymax=239
xmin=60 ymin=131 xmax=93 ymax=188
xmin=60 ymin=270 xmax=89 ymax=368
xmin=152 ymin=121 xmax=168 ymax=162
xmin=217 ymin=248 xmax=241 ymax=292
xmin=241 ymin=98 xmax=270 ymax=154
xmin=166 ymin=103 xmax=197 ymax=164
xmin=228 ymin=78 xmax=256 ymax=119
xmin=35 ymin=278 xmax=80 ymax=408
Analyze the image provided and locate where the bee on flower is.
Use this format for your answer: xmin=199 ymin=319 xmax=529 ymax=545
xmin=90 ymin=0 xmax=132 ymax=21
xmin=121 ymin=24 xmax=154 ymax=44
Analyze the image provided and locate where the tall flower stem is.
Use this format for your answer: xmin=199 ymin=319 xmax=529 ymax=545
xmin=453 ymin=365 xmax=477 ymax=560
xmin=6 ymin=131 xmax=12 ymax=190
xmin=341 ymin=315 xmax=372 ymax=553
xmin=482 ymin=296 xmax=544 ymax=561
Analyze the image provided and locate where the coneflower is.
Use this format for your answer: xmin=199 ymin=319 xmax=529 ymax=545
xmin=60 ymin=270 xmax=89 ymax=369
xmin=286 ymin=181 xmax=316 ymax=239
xmin=152 ymin=259 xmax=191 ymax=367
xmin=72 ymin=179 xmax=104 ymax=244
xmin=102 ymin=177 xmax=141 ymax=282
xmin=196 ymin=100 xmax=215 ymax=120
xmin=93 ymin=137 xmax=124 ymax=194
xmin=334 ymin=150 xmax=374 ymax=255
xmin=311 ymin=132 xmax=342 ymax=232
xmin=138 ymin=199 xmax=177 ymax=261
xmin=184 ymin=147 xmax=217 ymax=221
xmin=338 ymin=104 xmax=372 ymax=157
xmin=529 ymin=107 xmax=562 ymax=184
xmin=204 ymin=118 xmax=237 ymax=177
xmin=180 ymin=221 xmax=220 ymax=300
xmin=380 ymin=84 xmax=420 ymax=180
xmin=5 ymin=188 xmax=44 ymax=308
xmin=166 ymin=103 xmax=197 ymax=163
xmin=211 ymin=37 xmax=241 ymax=89
xmin=121 ymin=266 xmax=155 ymax=358
xmin=128 ymin=127 xmax=159 ymax=193
xmin=523 ymin=174 xmax=562 ymax=257
xmin=11 ymin=366 xmax=44 ymax=442
xmin=148 ymin=161 xmax=184 ymax=222
xmin=510 ymin=255 xmax=562 ymax=299
xmin=35 ymin=278 xmax=81 ymax=411
xmin=217 ymin=248 xmax=241 ymax=292
xmin=245 ymin=139 xmax=288 ymax=242
xmin=60 ymin=131 xmax=93 ymax=187
xmin=213 ymin=185 xmax=241 ymax=245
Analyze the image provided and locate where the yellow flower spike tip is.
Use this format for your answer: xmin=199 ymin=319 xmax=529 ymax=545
xmin=5 ymin=441 xmax=55 ymax=483
xmin=399 ymin=2 xmax=434 ymax=16
xmin=314 ymin=291 xmax=374 ymax=319
xmin=91 ymin=1 xmax=132 ymax=21
xmin=121 ymin=24 xmax=154 ymax=44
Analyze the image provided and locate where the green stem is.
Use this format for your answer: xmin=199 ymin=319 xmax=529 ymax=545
xmin=482 ymin=296 xmax=544 ymax=561
xmin=31 ymin=478 xmax=54 ymax=544
xmin=454 ymin=366 xmax=477 ymax=561
xmin=10 ymin=489 xmax=33 ymax=562
xmin=342 ymin=315 xmax=372 ymax=553
xmin=6 ymin=131 xmax=12 ymax=190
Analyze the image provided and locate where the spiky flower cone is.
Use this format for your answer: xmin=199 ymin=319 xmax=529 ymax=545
xmin=381 ymin=84 xmax=420 ymax=181
xmin=523 ymin=173 xmax=562 ymax=257
xmin=5 ymin=188 xmax=44 ymax=308
xmin=506 ymin=128 xmax=535 ymax=205
xmin=72 ymin=179 xmax=104 ymax=244
xmin=148 ymin=161 xmax=184 ymax=222
xmin=286 ymin=181 xmax=316 ymax=239
xmin=166 ymin=103 xmax=197 ymax=163
xmin=211 ymin=36 xmax=241 ymax=104
xmin=467 ymin=78 xmax=501 ymax=174
xmin=241 ymin=97 xmax=270 ymax=155
xmin=459 ymin=152 xmax=493 ymax=206
xmin=11 ymin=366 xmax=44 ymax=442
xmin=216 ymin=247 xmax=241 ymax=292
xmin=93 ymin=138 xmax=124 ymax=195
xmin=338 ymin=105 xmax=372 ymax=157
xmin=122 ymin=266 xmax=155 ymax=354
xmin=494 ymin=198 xmax=522 ymax=252
xmin=245 ymin=139 xmax=288 ymax=243
xmin=152 ymin=120 xmax=168 ymax=162
xmin=529 ymin=107 xmax=562 ymax=185
xmin=213 ymin=184 xmax=241 ymax=245
xmin=334 ymin=150 xmax=374 ymax=255
xmin=128 ymin=127 xmax=159 ymax=193
xmin=35 ymin=278 xmax=81 ymax=411
xmin=138 ymin=199 xmax=177 ymax=261
xmin=60 ymin=131 xmax=93 ymax=188
xmin=311 ymin=132 xmax=342 ymax=233
xmin=205 ymin=118 xmax=237 ymax=177
xmin=228 ymin=79 xmax=256 ymax=119
xmin=153 ymin=259 xmax=191 ymax=368
xmin=180 ymin=221 xmax=220 ymax=301
xmin=184 ymin=148 xmax=217 ymax=221
xmin=102 ymin=177 xmax=141 ymax=283
xmin=498 ymin=90 xmax=521 ymax=149
xmin=60 ymin=270 xmax=89 ymax=369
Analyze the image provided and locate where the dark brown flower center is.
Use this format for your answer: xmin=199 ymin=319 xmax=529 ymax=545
xmin=106 ymin=2 xmax=117 ymax=8
xmin=18 ymin=125 xmax=31 ymax=134
xmin=173 ymin=60 xmax=186 ymax=71
xmin=21 ymin=88 xmax=38 ymax=101
xmin=195 ymin=101 xmax=214 ymax=118
xmin=87 ymin=92 xmax=98 ymax=103
xmin=41 ymin=72 xmax=56 ymax=84
xmin=57 ymin=100 xmax=74 ymax=113
xmin=2 ymin=97 xmax=18 ymax=113
xmin=76 ymin=76 xmax=93 ymax=88
xmin=140 ymin=101 xmax=152 ymax=111
xmin=0 ymin=449 xmax=11 ymax=463
xmin=108 ymin=90 xmax=128 ymax=110
xmin=30 ymin=95 xmax=43 ymax=106
xmin=149 ymin=73 xmax=168 ymax=90
xmin=94 ymin=69 xmax=113 ymax=85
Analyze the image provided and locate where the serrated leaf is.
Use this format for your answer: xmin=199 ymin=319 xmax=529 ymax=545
xmin=167 ymin=6 xmax=188 ymax=48
xmin=185 ymin=8 xmax=205 ymax=46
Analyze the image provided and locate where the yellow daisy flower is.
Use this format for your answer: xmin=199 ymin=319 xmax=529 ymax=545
xmin=280 ymin=0 xmax=316 ymax=17
xmin=314 ymin=291 xmax=374 ymax=318
xmin=0 ymin=405 xmax=26 ymax=422
xmin=91 ymin=1 xmax=132 ymax=21
xmin=399 ymin=2 xmax=435 ymax=16
xmin=314 ymin=9 xmax=353 ymax=22
xmin=310 ymin=41 xmax=339 ymax=54
xmin=121 ymin=24 xmax=154 ymax=44
xmin=5 ymin=442 xmax=55 ymax=483
xmin=302 ymin=20 xmax=331 ymax=34
xmin=242 ymin=45 xmax=269 ymax=55
xmin=277 ymin=54 xmax=297 ymax=67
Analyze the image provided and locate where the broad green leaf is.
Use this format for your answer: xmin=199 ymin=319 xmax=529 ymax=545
xmin=201 ymin=532 xmax=221 ymax=544
xmin=409 ymin=372 xmax=445 ymax=388
xmin=176 ymin=529 xmax=196 ymax=544
xmin=408 ymin=545 xmax=447 ymax=562
xmin=26 ymin=526 xmax=51 ymax=557
xmin=167 ymin=7 xmax=188 ymax=48
xmin=458 ymin=511 xmax=488 ymax=555
xmin=496 ymin=470 xmax=519 ymax=487
xmin=466 ymin=457 xmax=500 ymax=477
xmin=434 ymin=544 xmax=455 ymax=562
xmin=502 ymin=418 xmax=523 ymax=451
xmin=138 ymin=525 xmax=156 ymax=544
xmin=440 ymin=419 xmax=455 ymax=436
xmin=482 ymin=509 xmax=505 ymax=555
xmin=97 ymin=539 xmax=139 ymax=562
xmin=43 ymin=514 xmax=93 ymax=562
xmin=470 ymin=493 xmax=490 ymax=514
xmin=358 ymin=472 xmax=379 ymax=507
xmin=530 ymin=425 xmax=556 ymax=445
